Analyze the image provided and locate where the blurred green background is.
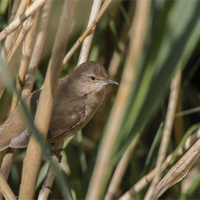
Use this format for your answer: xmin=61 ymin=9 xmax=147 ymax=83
xmin=1 ymin=0 xmax=200 ymax=199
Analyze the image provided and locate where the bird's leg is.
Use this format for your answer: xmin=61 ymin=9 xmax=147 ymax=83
xmin=52 ymin=148 xmax=64 ymax=163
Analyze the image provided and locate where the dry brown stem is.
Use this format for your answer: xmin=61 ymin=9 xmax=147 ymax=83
xmin=0 ymin=13 xmax=37 ymax=99
xmin=156 ymin=135 xmax=200 ymax=198
xmin=9 ymin=0 xmax=21 ymax=23
xmin=0 ymin=0 xmax=28 ymax=103
xmin=86 ymin=1 xmax=151 ymax=199
xmin=0 ymin=2 xmax=40 ymax=199
xmin=0 ymin=148 xmax=16 ymax=181
xmin=0 ymin=11 xmax=40 ymax=200
xmin=18 ymin=1 xmax=76 ymax=199
xmin=102 ymin=3 xmax=136 ymax=198
xmin=77 ymin=0 xmax=102 ymax=66
xmin=86 ymin=0 xmax=135 ymax=142
xmin=0 ymin=172 xmax=16 ymax=200
xmin=2 ymin=1 xmax=55 ymax=199
xmin=11 ymin=10 xmax=40 ymax=112
xmin=37 ymin=1 xmax=76 ymax=198
xmin=120 ymin=127 xmax=200 ymax=199
xmin=144 ymin=70 xmax=181 ymax=200
xmin=0 ymin=0 xmax=47 ymax=41
xmin=38 ymin=1 xmax=101 ymax=198
xmin=105 ymin=133 xmax=140 ymax=200
xmin=38 ymin=141 xmax=64 ymax=200
xmin=5 ymin=13 xmax=36 ymax=65
xmin=1 ymin=0 xmax=27 ymax=60
xmin=63 ymin=0 xmax=113 ymax=66
xmin=22 ymin=0 xmax=53 ymax=97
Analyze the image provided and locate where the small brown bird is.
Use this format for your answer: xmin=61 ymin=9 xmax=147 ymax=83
xmin=0 ymin=61 xmax=118 ymax=151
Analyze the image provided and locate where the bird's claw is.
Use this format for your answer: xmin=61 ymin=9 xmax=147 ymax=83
xmin=52 ymin=148 xmax=64 ymax=163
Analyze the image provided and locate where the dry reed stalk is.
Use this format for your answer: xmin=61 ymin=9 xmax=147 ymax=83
xmin=1 ymin=0 xmax=27 ymax=60
xmin=155 ymin=140 xmax=200 ymax=198
xmin=0 ymin=148 xmax=16 ymax=183
xmin=63 ymin=0 xmax=113 ymax=66
xmin=144 ymin=70 xmax=181 ymax=200
xmin=86 ymin=0 xmax=135 ymax=142
xmin=0 ymin=1 xmax=52 ymax=198
xmin=77 ymin=0 xmax=103 ymax=66
xmin=11 ymin=10 xmax=40 ymax=112
xmin=0 ymin=13 xmax=37 ymax=98
xmin=38 ymin=141 xmax=64 ymax=200
xmin=5 ymin=16 xmax=34 ymax=65
xmin=0 ymin=2 xmax=40 ymax=199
xmin=0 ymin=0 xmax=27 ymax=124
xmin=105 ymin=133 xmax=140 ymax=200
xmin=38 ymin=1 xmax=102 ymax=198
xmin=0 ymin=0 xmax=27 ymax=132
xmin=0 ymin=0 xmax=47 ymax=41
xmin=0 ymin=12 xmax=40 ymax=200
xmin=76 ymin=0 xmax=103 ymax=140
xmin=37 ymin=0 xmax=76 ymax=198
xmin=22 ymin=0 xmax=52 ymax=97
xmin=86 ymin=1 xmax=151 ymax=199
xmin=120 ymin=170 xmax=154 ymax=199
xmin=0 ymin=172 xmax=16 ymax=200
xmin=120 ymin=127 xmax=200 ymax=199
xmin=9 ymin=0 xmax=21 ymax=23
xmin=18 ymin=0 xmax=76 ymax=199
xmin=107 ymin=0 xmax=135 ymax=76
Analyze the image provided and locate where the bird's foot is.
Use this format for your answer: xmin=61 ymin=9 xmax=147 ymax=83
xmin=52 ymin=148 xmax=64 ymax=163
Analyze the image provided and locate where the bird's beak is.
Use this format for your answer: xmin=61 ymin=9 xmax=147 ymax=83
xmin=106 ymin=78 xmax=119 ymax=85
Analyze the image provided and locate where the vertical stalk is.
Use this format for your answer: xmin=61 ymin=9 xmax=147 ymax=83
xmin=19 ymin=0 xmax=76 ymax=199
xmin=77 ymin=0 xmax=102 ymax=65
xmin=86 ymin=1 xmax=151 ymax=199
xmin=144 ymin=70 xmax=181 ymax=200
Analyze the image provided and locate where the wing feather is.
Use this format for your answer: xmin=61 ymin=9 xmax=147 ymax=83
xmin=47 ymin=96 xmax=88 ymax=141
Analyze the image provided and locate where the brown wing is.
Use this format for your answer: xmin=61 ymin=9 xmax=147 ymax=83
xmin=47 ymin=95 xmax=90 ymax=142
xmin=0 ymin=90 xmax=41 ymax=151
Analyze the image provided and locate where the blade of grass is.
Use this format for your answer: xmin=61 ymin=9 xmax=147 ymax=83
xmin=176 ymin=107 xmax=200 ymax=117
xmin=172 ymin=123 xmax=200 ymax=160
xmin=77 ymin=130 xmax=88 ymax=195
xmin=141 ymin=123 xmax=163 ymax=177
xmin=179 ymin=171 xmax=200 ymax=200
xmin=113 ymin=0 xmax=200 ymax=166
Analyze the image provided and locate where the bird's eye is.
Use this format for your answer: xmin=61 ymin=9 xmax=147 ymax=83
xmin=91 ymin=76 xmax=96 ymax=81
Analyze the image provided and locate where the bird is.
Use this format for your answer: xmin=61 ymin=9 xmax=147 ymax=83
xmin=0 ymin=61 xmax=118 ymax=152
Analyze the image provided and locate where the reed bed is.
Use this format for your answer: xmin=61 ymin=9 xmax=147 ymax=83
xmin=0 ymin=0 xmax=200 ymax=199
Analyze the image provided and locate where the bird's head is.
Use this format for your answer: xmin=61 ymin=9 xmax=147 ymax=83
xmin=72 ymin=61 xmax=118 ymax=96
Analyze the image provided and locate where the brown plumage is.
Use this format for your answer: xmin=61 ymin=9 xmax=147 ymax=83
xmin=0 ymin=61 xmax=118 ymax=151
